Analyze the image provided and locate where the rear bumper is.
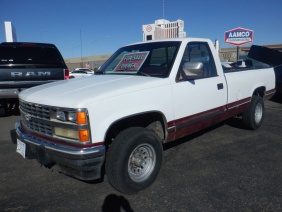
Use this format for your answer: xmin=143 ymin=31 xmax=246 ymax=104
xmin=15 ymin=121 xmax=105 ymax=181
xmin=0 ymin=80 xmax=60 ymax=99
xmin=0 ymin=88 xmax=21 ymax=98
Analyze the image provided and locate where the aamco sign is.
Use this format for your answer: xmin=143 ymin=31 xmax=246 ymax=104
xmin=224 ymin=27 xmax=254 ymax=46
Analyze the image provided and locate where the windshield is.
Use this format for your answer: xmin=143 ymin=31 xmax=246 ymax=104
xmin=97 ymin=41 xmax=181 ymax=78
xmin=0 ymin=45 xmax=64 ymax=65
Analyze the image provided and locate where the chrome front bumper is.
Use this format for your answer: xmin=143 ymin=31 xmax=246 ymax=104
xmin=15 ymin=120 xmax=105 ymax=181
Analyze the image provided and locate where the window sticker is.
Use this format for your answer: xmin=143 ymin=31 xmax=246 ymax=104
xmin=114 ymin=51 xmax=149 ymax=72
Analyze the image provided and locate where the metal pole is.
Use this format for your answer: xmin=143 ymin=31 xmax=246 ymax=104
xmin=163 ymin=0 xmax=165 ymax=19
xmin=80 ymin=30 xmax=83 ymax=66
xmin=237 ymin=46 xmax=239 ymax=61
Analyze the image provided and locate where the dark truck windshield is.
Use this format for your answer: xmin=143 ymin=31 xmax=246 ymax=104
xmin=0 ymin=43 xmax=64 ymax=65
xmin=98 ymin=41 xmax=181 ymax=78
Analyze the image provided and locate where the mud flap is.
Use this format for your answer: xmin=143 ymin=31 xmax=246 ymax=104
xmin=36 ymin=145 xmax=54 ymax=167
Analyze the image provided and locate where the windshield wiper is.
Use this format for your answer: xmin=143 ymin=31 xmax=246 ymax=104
xmin=95 ymin=71 xmax=105 ymax=75
xmin=137 ymin=71 xmax=151 ymax=77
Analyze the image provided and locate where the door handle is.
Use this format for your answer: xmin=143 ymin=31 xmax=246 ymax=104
xmin=217 ymin=83 xmax=223 ymax=90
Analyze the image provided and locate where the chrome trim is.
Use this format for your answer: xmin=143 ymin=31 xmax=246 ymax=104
xmin=0 ymin=80 xmax=58 ymax=85
xmin=20 ymin=99 xmax=88 ymax=113
xmin=15 ymin=121 xmax=104 ymax=156
xmin=167 ymin=126 xmax=176 ymax=131
xmin=0 ymin=88 xmax=21 ymax=98
xmin=22 ymin=114 xmax=88 ymax=130
xmin=227 ymin=100 xmax=250 ymax=110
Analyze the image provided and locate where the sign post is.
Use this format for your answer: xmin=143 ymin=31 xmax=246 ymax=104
xmin=224 ymin=27 xmax=254 ymax=60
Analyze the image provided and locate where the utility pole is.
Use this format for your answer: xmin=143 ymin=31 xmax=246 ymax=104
xmin=163 ymin=0 xmax=165 ymax=19
xmin=162 ymin=0 xmax=165 ymax=39
xmin=80 ymin=30 xmax=82 ymax=58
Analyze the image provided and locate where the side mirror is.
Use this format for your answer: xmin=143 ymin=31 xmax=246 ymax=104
xmin=182 ymin=62 xmax=204 ymax=79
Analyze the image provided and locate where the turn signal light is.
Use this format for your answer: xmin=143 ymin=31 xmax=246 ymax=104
xmin=79 ymin=129 xmax=89 ymax=142
xmin=77 ymin=112 xmax=87 ymax=124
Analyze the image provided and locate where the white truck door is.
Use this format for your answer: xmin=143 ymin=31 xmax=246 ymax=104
xmin=171 ymin=42 xmax=227 ymax=138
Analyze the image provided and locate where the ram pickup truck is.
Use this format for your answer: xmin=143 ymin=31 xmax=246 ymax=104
xmin=0 ymin=42 xmax=69 ymax=116
xmin=14 ymin=38 xmax=276 ymax=194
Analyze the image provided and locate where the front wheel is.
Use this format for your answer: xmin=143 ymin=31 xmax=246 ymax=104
xmin=242 ymin=95 xmax=264 ymax=130
xmin=106 ymin=127 xmax=163 ymax=194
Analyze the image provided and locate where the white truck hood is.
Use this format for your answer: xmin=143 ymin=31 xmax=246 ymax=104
xmin=19 ymin=75 xmax=169 ymax=108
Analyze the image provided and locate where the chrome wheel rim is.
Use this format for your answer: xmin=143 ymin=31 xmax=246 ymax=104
xmin=254 ymin=103 xmax=263 ymax=124
xmin=128 ymin=144 xmax=156 ymax=182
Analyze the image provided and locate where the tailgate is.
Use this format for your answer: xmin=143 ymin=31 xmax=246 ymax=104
xmin=0 ymin=65 xmax=65 ymax=88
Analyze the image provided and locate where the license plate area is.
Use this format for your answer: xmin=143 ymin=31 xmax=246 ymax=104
xmin=16 ymin=139 xmax=26 ymax=158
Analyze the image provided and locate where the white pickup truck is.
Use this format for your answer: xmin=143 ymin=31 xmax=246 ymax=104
xmin=14 ymin=38 xmax=276 ymax=194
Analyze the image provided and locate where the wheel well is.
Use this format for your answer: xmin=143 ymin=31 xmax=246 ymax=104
xmin=104 ymin=112 xmax=166 ymax=147
xmin=253 ymin=86 xmax=265 ymax=98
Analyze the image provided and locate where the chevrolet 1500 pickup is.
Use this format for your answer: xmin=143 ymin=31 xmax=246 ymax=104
xmin=14 ymin=38 xmax=276 ymax=194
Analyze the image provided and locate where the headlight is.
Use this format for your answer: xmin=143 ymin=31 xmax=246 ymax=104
xmin=67 ymin=112 xmax=77 ymax=122
xmin=56 ymin=111 xmax=66 ymax=121
xmin=54 ymin=127 xmax=89 ymax=142
xmin=52 ymin=109 xmax=90 ymax=143
xmin=55 ymin=111 xmax=87 ymax=124
xmin=54 ymin=127 xmax=79 ymax=139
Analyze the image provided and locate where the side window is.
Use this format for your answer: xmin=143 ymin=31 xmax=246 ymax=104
xmin=140 ymin=46 xmax=178 ymax=77
xmin=178 ymin=42 xmax=217 ymax=80
xmin=149 ymin=47 xmax=176 ymax=68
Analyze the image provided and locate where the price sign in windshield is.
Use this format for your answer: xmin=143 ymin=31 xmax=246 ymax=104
xmin=114 ymin=51 xmax=149 ymax=72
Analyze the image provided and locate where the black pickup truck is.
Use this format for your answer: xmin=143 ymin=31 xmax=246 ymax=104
xmin=248 ymin=45 xmax=282 ymax=95
xmin=0 ymin=42 xmax=69 ymax=116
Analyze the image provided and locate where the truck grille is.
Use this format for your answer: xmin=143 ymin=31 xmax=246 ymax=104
xmin=20 ymin=100 xmax=52 ymax=136
xmin=20 ymin=100 xmax=50 ymax=120
xmin=21 ymin=113 xmax=53 ymax=136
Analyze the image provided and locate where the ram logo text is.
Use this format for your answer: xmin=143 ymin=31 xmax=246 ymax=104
xmin=11 ymin=72 xmax=51 ymax=77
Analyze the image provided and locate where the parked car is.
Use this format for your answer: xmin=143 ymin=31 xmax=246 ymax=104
xmin=72 ymin=68 xmax=94 ymax=74
xmin=70 ymin=69 xmax=93 ymax=78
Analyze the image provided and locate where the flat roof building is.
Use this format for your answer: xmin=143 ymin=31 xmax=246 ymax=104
xmin=142 ymin=19 xmax=186 ymax=41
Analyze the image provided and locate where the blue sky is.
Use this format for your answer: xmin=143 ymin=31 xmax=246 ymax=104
xmin=1 ymin=0 xmax=282 ymax=59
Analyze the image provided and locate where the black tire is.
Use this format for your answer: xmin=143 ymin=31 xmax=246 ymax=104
xmin=0 ymin=101 xmax=7 ymax=117
xmin=106 ymin=127 xmax=163 ymax=194
xmin=0 ymin=107 xmax=6 ymax=117
xmin=242 ymin=95 xmax=264 ymax=130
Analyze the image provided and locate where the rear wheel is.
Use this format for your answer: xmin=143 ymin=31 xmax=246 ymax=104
xmin=0 ymin=100 xmax=8 ymax=117
xmin=242 ymin=95 xmax=264 ymax=130
xmin=106 ymin=127 xmax=163 ymax=194
xmin=0 ymin=107 xmax=6 ymax=117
